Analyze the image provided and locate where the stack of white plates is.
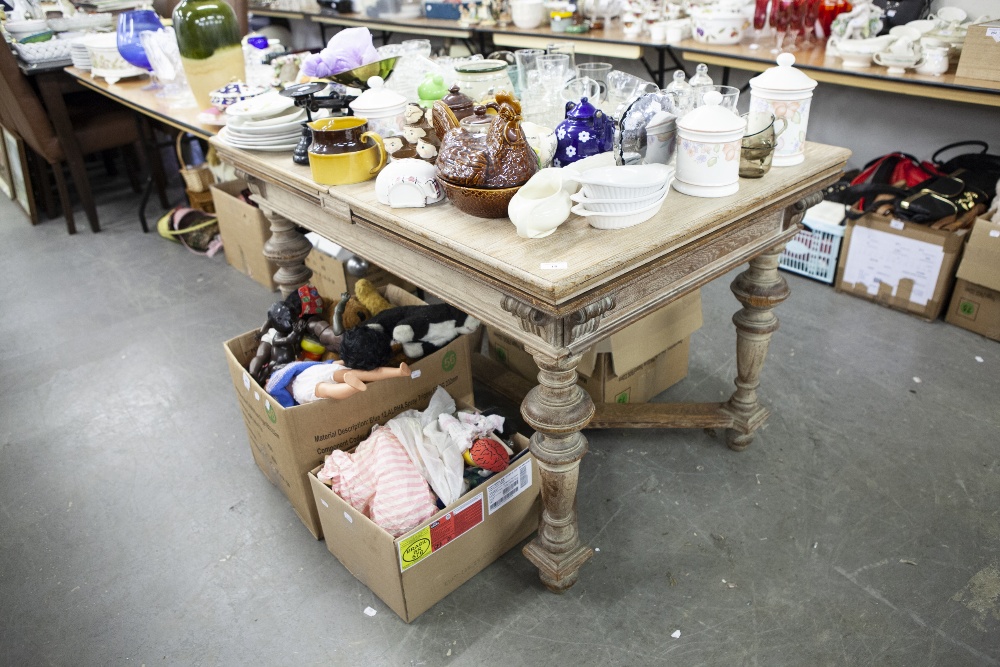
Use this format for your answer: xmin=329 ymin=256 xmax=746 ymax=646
xmin=217 ymin=94 xmax=305 ymax=152
xmin=70 ymin=40 xmax=91 ymax=70
xmin=568 ymin=164 xmax=673 ymax=230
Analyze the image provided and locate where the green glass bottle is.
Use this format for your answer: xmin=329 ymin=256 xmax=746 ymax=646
xmin=172 ymin=0 xmax=246 ymax=110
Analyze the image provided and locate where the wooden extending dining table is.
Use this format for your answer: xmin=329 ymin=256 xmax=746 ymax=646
xmin=209 ymin=135 xmax=850 ymax=591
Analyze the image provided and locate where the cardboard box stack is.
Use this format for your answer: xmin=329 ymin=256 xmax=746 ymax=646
xmin=304 ymin=233 xmax=417 ymax=304
xmin=835 ymin=213 xmax=968 ymax=321
xmin=211 ymin=180 xmax=279 ymax=291
xmin=487 ymin=290 xmax=703 ymax=404
xmin=223 ymin=286 xmax=475 ymax=538
xmin=946 ymin=217 xmax=1000 ymax=341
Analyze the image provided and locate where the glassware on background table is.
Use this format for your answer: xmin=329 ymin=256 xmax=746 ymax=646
xmin=771 ymin=0 xmax=792 ymax=53
xmin=140 ymin=28 xmax=196 ymax=108
xmin=747 ymin=0 xmax=771 ymax=50
xmin=575 ymin=62 xmax=612 ymax=101
xmin=800 ymin=0 xmax=820 ymax=46
xmin=546 ymin=43 xmax=575 ymax=74
xmin=116 ymin=9 xmax=163 ymax=89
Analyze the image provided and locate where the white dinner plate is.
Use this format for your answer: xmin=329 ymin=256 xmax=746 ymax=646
xmin=225 ymin=114 xmax=305 ymax=136
xmin=223 ymin=127 xmax=302 ymax=142
xmin=225 ymin=91 xmax=296 ymax=119
xmin=217 ymin=128 xmax=299 ymax=151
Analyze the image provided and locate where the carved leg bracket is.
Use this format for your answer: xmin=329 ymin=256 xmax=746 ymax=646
xmin=249 ymin=189 xmax=313 ymax=298
xmin=722 ymin=242 xmax=790 ymax=451
xmin=520 ymin=351 xmax=595 ymax=592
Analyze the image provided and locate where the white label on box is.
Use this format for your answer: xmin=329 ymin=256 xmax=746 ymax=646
xmin=890 ymin=219 xmax=905 ymax=231
xmin=986 ymin=27 xmax=1000 ymax=42
xmin=410 ymin=370 xmax=422 ymax=379
xmin=397 ymin=493 xmax=484 ymax=572
xmin=319 ymin=498 xmax=328 ymax=508
xmin=253 ymin=391 xmax=260 ymax=401
xmin=842 ymin=226 xmax=945 ymax=306
xmin=990 ymin=230 xmax=1000 ymax=238
xmin=243 ymin=373 xmax=251 ymax=391
xmin=487 ymin=460 xmax=532 ymax=515
xmin=540 ymin=262 xmax=568 ymax=270
xmin=343 ymin=511 xmax=352 ymax=522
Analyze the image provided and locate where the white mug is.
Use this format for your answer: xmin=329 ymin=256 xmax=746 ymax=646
xmin=916 ymin=47 xmax=949 ymax=76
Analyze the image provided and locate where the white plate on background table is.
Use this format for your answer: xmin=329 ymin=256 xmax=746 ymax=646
xmin=217 ymin=127 xmax=298 ymax=151
xmin=222 ymin=129 xmax=302 ymax=144
xmin=226 ymin=114 xmax=306 ymax=136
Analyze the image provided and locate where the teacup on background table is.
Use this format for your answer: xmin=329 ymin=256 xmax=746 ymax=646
xmin=739 ymin=112 xmax=786 ymax=179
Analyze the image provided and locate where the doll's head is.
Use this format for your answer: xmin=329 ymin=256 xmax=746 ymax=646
xmin=339 ymin=325 xmax=392 ymax=370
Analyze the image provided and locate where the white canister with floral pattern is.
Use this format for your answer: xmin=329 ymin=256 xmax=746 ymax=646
xmin=672 ymin=90 xmax=746 ymax=198
xmin=748 ymin=53 xmax=818 ymax=167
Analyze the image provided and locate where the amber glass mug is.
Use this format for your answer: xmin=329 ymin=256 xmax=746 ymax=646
xmin=739 ymin=112 xmax=788 ymax=178
xmin=307 ymin=117 xmax=387 ymax=185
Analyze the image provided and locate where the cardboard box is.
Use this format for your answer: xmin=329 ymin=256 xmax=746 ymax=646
xmin=955 ymin=20 xmax=1000 ymax=83
xmin=487 ymin=290 xmax=703 ymax=404
xmin=304 ymin=242 xmax=417 ymax=305
xmin=945 ymin=217 xmax=1000 ymax=341
xmin=211 ymin=180 xmax=278 ymax=291
xmin=224 ymin=285 xmax=475 ymax=539
xmin=835 ymin=214 xmax=967 ymax=321
xmin=310 ymin=430 xmax=540 ymax=623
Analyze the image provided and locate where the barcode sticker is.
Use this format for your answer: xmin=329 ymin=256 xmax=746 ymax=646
xmin=890 ymin=219 xmax=905 ymax=231
xmin=487 ymin=459 xmax=532 ymax=515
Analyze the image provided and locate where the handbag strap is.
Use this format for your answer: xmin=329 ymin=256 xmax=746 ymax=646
xmin=932 ymin=140 xmax=990 ymax=165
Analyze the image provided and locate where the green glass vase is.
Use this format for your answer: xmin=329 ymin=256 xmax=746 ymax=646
xmin=172 ymin=0 xmax=246 ymax=110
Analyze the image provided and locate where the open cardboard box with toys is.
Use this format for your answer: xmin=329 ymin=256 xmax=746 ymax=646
xmin=223 ymin=283 xmax=482 ymax=539
xmin=309 ymin=389 xmax=540 ymax=623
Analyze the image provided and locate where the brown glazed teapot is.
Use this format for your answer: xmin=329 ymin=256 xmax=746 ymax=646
xmin=434 ymin=92 xmax=538 ymax=189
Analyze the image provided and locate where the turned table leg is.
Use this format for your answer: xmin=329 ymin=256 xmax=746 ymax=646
xmin=723 ymin=242 xmax=790 ymax=451
xmin=520 ymin=350 xmax=595 ymax=592
xmin=257 ymin=203 xmax=313 ymax=298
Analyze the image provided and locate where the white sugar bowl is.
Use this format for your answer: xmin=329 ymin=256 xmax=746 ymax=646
xmin=672 ymin=90 xmax=746 ymax=198
xmin=748 ymin=53 xmax=818 ymax=167
xmin=348 ymin=76 xmax=407 ymax=140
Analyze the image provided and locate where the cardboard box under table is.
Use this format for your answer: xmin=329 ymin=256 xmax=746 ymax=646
xmin=955 ymin=20 xmax=1000 ymax=83
xmin=487 ymin=290 xmax=703 ymax=404
xmin=835 ymin=214 xmax=967 ymax=321
xmin=304 ymin=236 xmax=417 ymax=304
xmin=223 ymin=285 xmax=474 ymax=539
xmin=211 ymin=180 xmax=278 ymax=291
xmin=946 ymin=217 xmax=1000 ymax=341
xmin=310 ymin=429 xmax=540 ymax=623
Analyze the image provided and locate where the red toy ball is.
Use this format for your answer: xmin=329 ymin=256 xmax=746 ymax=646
xmin=467 ymin=438 xmax=509 ymax=473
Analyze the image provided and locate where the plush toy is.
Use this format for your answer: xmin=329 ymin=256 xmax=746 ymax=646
xmin=463 ymin=437 xmax=509 ymax=472
xmin=249 ymin=285 xmax=325 ymax=383
xmin=353 ymin=278 xmax=393 ymax=316
xmin=339 ymin=303 xmax=480 ymax=370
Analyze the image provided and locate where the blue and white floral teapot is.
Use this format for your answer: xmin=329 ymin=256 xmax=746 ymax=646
xmin=553 ymin=97 xmax=613 ymax=167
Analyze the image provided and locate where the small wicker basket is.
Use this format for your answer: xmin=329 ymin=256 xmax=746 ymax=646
xmin=176 ymin=133 xmax=214 ymax=193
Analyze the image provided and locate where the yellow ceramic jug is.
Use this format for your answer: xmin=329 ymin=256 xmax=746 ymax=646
xmin=307 ymin=117 xmax=387 ymax=185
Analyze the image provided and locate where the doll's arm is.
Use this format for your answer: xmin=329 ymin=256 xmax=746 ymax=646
xmin=342 ymin=362 xmax=411 ymax=384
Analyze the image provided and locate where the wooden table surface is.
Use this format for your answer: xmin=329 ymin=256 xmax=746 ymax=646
xmin=64 ymin=66 xmax=220 ymax=140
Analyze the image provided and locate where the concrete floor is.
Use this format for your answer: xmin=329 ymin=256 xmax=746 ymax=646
xmin=1 ymin=174 xmax=998 ymax=667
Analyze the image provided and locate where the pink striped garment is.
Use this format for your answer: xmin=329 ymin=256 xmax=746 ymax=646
xmin=317 ymin=426 xmax=438 ymax=537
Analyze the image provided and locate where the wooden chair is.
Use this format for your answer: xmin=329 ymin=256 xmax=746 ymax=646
xmin=0 ymin=45 xmax=155 ymax=233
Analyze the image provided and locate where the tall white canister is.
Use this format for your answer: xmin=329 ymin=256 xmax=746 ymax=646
xmin=672 ymin=90 xmax=746 ymax=198
xmin=748 ymin=53 xmax=817 ymax=167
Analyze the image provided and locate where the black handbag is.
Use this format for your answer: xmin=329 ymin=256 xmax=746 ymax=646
xmin=932 ymin=141 xmax=1000 ymax=202
xmin=872 ymin=0 xmax=930 ymax=34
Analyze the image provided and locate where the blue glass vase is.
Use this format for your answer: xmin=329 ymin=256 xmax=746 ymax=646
xmin=117 ymin=9 xmax=164 ymax=71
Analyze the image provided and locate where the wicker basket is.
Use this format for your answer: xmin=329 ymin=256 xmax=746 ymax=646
xmin=176 ymin=133 xmax=215 ymax=193
xmin=186 ymin=187 xmax=216 ymax=214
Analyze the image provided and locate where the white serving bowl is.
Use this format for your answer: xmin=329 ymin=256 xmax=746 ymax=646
xmin=81 ymin=33 xmax=146 ymax=84
xmin=4 ymin=19 xmax=48 ymax=40
xmin=570 ymin=163 xmax=673 ymax=199
xmin=570 ymin=183 xmax=668 ymax=212
xmin=690 ymin=7 xmax=749 ymax=45
xmin=510 ymin=0 xmax=546 ymax=29
xmin=571 ymin=188 xmax=668 ymax=229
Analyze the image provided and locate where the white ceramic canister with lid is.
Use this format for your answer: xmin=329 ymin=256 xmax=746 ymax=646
xmin=348 ymin=75 xmax=407 ymax=139
xmin=673 ymin=90 xmax=746 ymax=198
xmin=747 ymin=52 xmax=818 ymax=167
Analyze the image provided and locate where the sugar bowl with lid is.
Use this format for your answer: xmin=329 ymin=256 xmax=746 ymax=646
xmin=672 ymin=90 xmax=746 ymax=198
xmin=747 ymin=53 xmax=818 ymax=167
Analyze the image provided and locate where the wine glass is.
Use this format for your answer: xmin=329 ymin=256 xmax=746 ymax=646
xmin=747 ymin=0 xmax=771 ymax=50
xmin=800 ymin=0 xmax=821 ymax=47
xmin=771 ymin=0 xmax=792 ymax=53
xmin=117 ymin=9 xmax=164 ymax=89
